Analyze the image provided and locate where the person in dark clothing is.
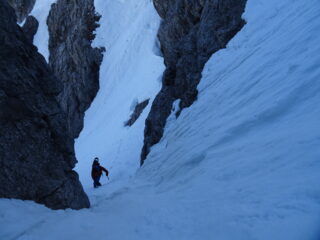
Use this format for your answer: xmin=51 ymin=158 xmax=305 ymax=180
xmin=91 ymin=157 xmax=109 ymax=188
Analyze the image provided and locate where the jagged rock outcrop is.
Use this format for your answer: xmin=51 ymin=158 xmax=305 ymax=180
xmin=22 ymin=15 xmax=38 ymax=43
xmin=141 ymin=0 xmax=247 ymax=164
xmin=47 ymin=0 xmax=104 ymax=139
xmin=7 ymin=0 xmax=35 ymax=23
xmin=125 ymin=99 xmax=150 ymax=127
xmin=0 ymin=1 xmax=89 ymax=209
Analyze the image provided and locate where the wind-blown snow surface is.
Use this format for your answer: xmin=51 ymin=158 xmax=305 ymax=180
xmin=1 ymin=0 xmax=320 ymax=239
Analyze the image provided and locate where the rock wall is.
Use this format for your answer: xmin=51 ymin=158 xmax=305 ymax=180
xmin=47 ymin=0 xmax=104 ymax=139
xmin=22 ymin=15 xmax=38 ymax=43
xmin=7 ymin=0 xmax=35 ymax=23
xmin=125 ymin=99 xmax=150 ymax=127
xmin=141 ymin=0 xmax=247 ymax=164
xmin=0 ymin=1 xmax=89 ymax=209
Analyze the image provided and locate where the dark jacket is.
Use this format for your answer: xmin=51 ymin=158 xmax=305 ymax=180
xmin=91 ymin=161 xmax=108 ymax=179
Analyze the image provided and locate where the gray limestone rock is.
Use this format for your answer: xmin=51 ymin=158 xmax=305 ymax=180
xmin=125 ymin=99 xmax=150 ymax=127
xmin=7 ymin=0 xmax=36 ymax=23
xmin=0 ymin=0 xmax=89 ymax=210
xmin=141 ymin=0 xmax=247 ymax=164
xmin=47 ymin=0 xmax=104 ymax=139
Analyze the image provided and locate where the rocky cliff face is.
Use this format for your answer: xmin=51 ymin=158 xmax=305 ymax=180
xmin=125 ymin=99 xmax=150 ymax=127
xmin=22 ymin=15 xmax=38 ymax=43
xmin=47 ymin=0 xmax=104 ymax=139
xmin=0 ymin=1 xmax=89 ymax=209
xmin=7 ymin=0 xmax=35 ymax=23
xmin=141 ymin=0 xmax=247 ymax=164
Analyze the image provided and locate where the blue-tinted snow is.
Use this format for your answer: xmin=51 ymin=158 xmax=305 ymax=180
xmin=1 ymin=0 xmax=320 ymax=239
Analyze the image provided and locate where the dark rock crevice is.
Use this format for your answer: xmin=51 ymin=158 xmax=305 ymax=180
xmin=141 ymin=0 xmax=247 ymax=164
xmin=0 ymin=0 xmax=89 ymax=209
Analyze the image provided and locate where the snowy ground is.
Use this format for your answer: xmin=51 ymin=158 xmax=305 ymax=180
xmin=1 ymin=0 xmax=320 ymax=239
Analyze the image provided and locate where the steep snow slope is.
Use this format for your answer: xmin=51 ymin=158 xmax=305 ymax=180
xmin=139 ymin=0 xmax=320 ymax=238
xmin=1 ymin=0 xmax=320 ymax=239
xmin=75 ymin=0 xmax=164 ymax=185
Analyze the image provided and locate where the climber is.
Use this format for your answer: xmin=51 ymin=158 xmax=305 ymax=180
xmin=91 ymin=157 xmax=109 ymax=188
